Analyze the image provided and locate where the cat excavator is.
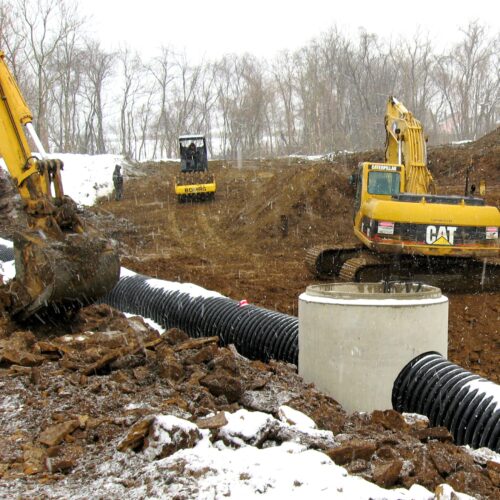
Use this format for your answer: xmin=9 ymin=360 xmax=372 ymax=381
xmin=306 ymin=96 xmax=500 ymax=290
xmin=0 ymin=51 xmax=120 ymax=319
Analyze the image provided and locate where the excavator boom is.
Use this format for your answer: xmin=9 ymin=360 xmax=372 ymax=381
xmin=0 ymin=51 xmax=120 ymax=319
xmin=384 ymin=97 xmax=433 ymax=194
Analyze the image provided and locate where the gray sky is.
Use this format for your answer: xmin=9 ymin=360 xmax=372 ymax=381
xmin=80 ymin=0 xmax=499 ymax=60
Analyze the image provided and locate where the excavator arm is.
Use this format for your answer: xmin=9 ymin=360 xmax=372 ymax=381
xmin=0 ymin=51 xmax=120 ymax=319
xmin=384 ymin=96 xmax=434 ymax=194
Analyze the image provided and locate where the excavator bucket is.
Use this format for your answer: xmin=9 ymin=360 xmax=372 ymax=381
xmin=7 ymin=229 xmax=120 ymax=320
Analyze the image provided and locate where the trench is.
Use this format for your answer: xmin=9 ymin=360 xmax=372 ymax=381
xmin=0 ymin=242 xmax=498 ymax=453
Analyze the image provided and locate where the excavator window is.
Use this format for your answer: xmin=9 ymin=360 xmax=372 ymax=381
xmin=368 ymin=171 xmax=400 ymax=195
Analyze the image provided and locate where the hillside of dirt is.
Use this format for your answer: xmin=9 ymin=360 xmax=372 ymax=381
xmin=92 ymin=131 xmax=499 ymax=381
xmin=0 ymin=129 xmax=499 ymax=497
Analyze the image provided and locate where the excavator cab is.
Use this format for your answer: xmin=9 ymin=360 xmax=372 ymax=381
xmin=367 ymin=168 xmax=401 ymax=196
xmin=0 ymin=50 xmax=120 ymax=319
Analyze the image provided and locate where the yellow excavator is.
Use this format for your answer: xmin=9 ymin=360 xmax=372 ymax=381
xmin=0 ymin=51 xmax=120 ymax=319
xmin=306 ymin=96 xmax=500 ymax=290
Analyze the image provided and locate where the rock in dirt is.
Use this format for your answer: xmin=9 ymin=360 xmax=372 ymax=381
xmin=325 ymin=439 xmax=378 ymax=465
xmin=39 ymin=420 xmax=81 ymax=447
xmin=117 ymin=417 xmax=154 ymax=452
xmin=196 ymin=412 xmax=228 ymax=429
xmin=143 ymin=415 xmax=202 ymax=460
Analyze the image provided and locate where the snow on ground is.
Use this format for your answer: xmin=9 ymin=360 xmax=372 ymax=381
xmin=1 ymin=408 xmax=475 ymax=499
xmin=0 ymin=259 xmax=15 ymax=281
xmin=49 ymin=153 xmax=125 ymax=205
xmin=0 ymin=237 xmax=12 ymax=248
xmin=0 ymin=153 xmax=126 ymax=206
xmin=451 ymin=140 xmax=473 ymax=145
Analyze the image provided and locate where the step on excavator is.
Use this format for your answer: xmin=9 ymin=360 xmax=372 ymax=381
xmin=0 ymin=51 xmax=120 ymax=319
xmin=175 ymin=135 xmax=216 ymax=202
xmin=306 ymin=96 xmax=500 ymax=291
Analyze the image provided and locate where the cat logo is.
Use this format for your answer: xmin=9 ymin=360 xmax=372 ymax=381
xmin=426 ymin=225 xmax=457 ymax=245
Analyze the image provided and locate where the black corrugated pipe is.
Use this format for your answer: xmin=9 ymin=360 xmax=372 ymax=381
xmin=393 ymin=351 xmax=500 ymax=452
xmin=0 ymin=243 xmax=14 ymax=262
xmin=102 ymin=270 xmax=298 ymax=364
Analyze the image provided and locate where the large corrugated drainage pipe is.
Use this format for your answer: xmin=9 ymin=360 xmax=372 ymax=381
xmin=392 ymin=351 xmax=500 ymax=453
xmin=102 ymin=268 xmax=298 ymax=364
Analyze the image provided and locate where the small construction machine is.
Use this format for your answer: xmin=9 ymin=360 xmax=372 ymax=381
xmin=306 ymin=96 xmax=500 ymax=290
xmin=174 ymin=135 xmax=216 ymax=202
xmin=0 ymin=50 xmax=120 ymax=319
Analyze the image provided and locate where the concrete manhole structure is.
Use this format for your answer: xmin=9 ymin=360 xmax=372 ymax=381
xmin=298 ymin=282 xmax=448 ymax=413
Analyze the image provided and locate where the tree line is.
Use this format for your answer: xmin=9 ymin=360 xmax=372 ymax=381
xmin=1 ymin=0 xmax=498 ymax=160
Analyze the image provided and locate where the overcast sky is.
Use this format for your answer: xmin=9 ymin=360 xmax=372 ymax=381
xmin=80 ymin=0 xmax=499 ymax=61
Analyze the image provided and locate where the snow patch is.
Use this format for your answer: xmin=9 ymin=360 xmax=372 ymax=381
xmin=220 ymin=408 xmax=276 ymax=446
xmin=145 ymin=276 xmax=223 ymax=299
xmin=465 ymin=445 xmax=500 ymax=465
xmin=0 ymin=260 xmax=15 ymax=282
xmin=278 ymin=404 xmax=317 ymax=429
xmin=0 ymin=237 xmax=13 ymax=248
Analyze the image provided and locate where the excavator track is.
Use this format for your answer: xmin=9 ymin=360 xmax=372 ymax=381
xmin=336 ymin=253 xmax=500 ymax=291
xmin=338 ymin=253 xmax=391 ymax=282
xmin=306 ymin=243 xmax=500 ymax=290
xmin=305 ymin=243 xmax=364 ymax=279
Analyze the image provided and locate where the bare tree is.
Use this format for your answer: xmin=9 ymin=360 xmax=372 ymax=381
xmin=434 ymin=22 xmax=499 ymax=139
xmin=16 ymin=0 xmax=83 ymax=149
xmin=389 ymin=31 xmax=436 ymax=130
xmin=148 ymin=46 xmax=175 ymax=158
xmin=80 ymin=40 xmax=115 ymax=154
xmin=196 ymin=62 xmax=218 ymax=154
xmin=3 ymin=1 xmax=498 ymax=159
xmin=0 ymin=1 xmax=28 ymax=81
xmin=272 ymin=50 xmax=298 ymax=154
xmin=49 ymin=31 xmax=86 ymax=151
xmin=116 ymin=47 xmax=145 ymax=157
xmin=172 ymin=52 xmax=203 ymax=143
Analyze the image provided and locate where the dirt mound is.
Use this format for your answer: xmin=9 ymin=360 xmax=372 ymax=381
xmin=428 ymin=127 xmax=500 ymax=206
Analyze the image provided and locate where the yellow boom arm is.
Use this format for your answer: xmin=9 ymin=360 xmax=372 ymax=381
xmin=384 ymin=96 xmax=434 ymax=194
xmin=0 ymin=51 xmax=74 ymax=234
xmin=0 ymin=50 xmax=119 ymax=319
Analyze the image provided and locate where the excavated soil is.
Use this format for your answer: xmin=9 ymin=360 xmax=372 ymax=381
xmin=0 ymin=129 xmax=499 ymax=497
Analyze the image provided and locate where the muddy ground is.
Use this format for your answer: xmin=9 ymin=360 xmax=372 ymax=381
xmin=0 ymin=128 xmax=499 ymax=497
xmin=94 ymin=131 xmax=500 ymax=383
